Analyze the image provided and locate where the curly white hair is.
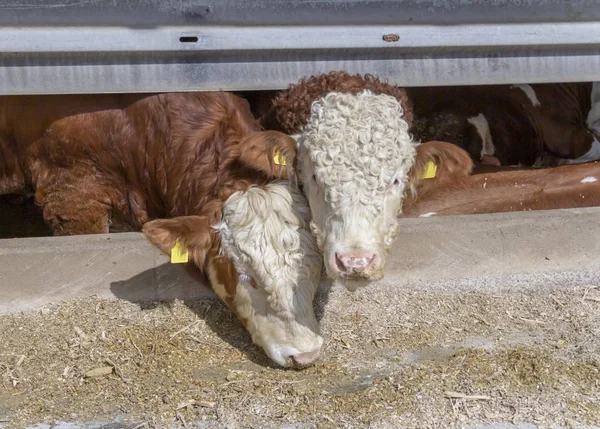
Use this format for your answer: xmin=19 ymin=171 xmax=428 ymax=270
xmin=294 ymin=90 xmax=416 ymax=288
xmin=216 ymin=181 xmax=323 ymax=366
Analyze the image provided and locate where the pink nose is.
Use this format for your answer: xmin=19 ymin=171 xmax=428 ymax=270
xmin=291 ymin=348 xmax=321 ymax=367
xmin=334 ymin=252 xmax=377 ymax=275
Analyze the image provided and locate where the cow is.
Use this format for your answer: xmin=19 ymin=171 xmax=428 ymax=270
xmin=402 ymin=141 xmax=600 ymax=218
xmin=0 ymin=92 xmax=323 ymax=367
xmin=0 ymin=93 xmax=296 ymax=234
xmin=410 ymin=110 xmax=503 ymax=169
xmin=144 ymin=182 xmax=323 ymax=368
xmin=408 ymin=82 xmax=599 ymax=169
xmin=259 ymin=71 xmax=463 ymax=291
xmin=244 ymin=77 xmax=600 ymax=291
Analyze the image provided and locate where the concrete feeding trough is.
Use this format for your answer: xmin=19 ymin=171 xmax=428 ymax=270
xmin=2 ymin=208 xmax=600 ymax=427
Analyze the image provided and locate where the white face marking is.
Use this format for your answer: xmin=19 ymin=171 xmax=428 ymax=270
xmin=511 ymin=84 xmax=541 ymax=107
xmin=215 ymin=182 xmax=323 ymax=367
xmin=581 ymin=176 xmax=598 ymax=183
xmin=467 ymin=113 xmax=495 ymax=159
xmin=419 ymin=212 xmax=437 ymax=218
xmin=295 ymin=91 xmax=416 ymax=286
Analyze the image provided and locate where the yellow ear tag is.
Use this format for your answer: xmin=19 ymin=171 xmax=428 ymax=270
xmin=420 ymin=161 xmax=438 ymax=180
xmin=273 ymin=149 xmax=287 ymax=166
xmin=171 ymin=240 xmax=189 ymax=264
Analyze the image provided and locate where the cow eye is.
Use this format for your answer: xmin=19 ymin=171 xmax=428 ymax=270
xmin=393 ymin=178 xmax=400 ymax=186
xmin=239 ymin=273 xmax=258 ymax=289
xmin=312 ymin=174 xmax=317 ymax=182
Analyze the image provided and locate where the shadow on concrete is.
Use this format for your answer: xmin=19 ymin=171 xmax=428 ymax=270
xmin=110 ymin=263 xmax=332 ymax=369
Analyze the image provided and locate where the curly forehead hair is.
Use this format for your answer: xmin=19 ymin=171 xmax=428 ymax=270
xmin=217 ymin=182 xmax=318 ymax=301
xmin=271 ymin=71 xmax=414 ymax=134
xmin=295 ymin=91 xmax=416 ymax=214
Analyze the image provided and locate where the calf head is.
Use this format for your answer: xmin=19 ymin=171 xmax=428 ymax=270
xmin=143 ymin=182 xmax=323 ymax=368
xmin=409 ymin=140 xmax=474 ymax=192
xmin=297 ymin=88 xmax=472 ymax=291
xmin=411 ymin=111 xmax=483 ymax=160
xmin=294 ymin=90 xmax=416 ymax=289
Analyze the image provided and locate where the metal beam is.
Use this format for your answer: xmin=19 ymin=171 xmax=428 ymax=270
xmin=1 ymin=0 xmax=600 ymax=94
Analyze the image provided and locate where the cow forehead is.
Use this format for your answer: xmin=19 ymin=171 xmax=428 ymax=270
xmin=217 ymin=182 xmax=311 ymax=300
xmin=296 ymin=91 xmax=416 ymax=208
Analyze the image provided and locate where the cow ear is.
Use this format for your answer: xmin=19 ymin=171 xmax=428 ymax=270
xmin=237 ymin=130 xmax=297 ymax=179
xmin=142 ymin=216 xmax=214 ymax=271
xmin=408 ymin=140 xmax=473 ymax=191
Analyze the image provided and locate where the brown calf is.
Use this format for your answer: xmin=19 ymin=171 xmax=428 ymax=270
xmin=0 ymin=92 xmax=324 ymax=368
xmin=0 ymin=93 xmax=296 ymax=234
xmin=404 ymin=141 xmax=600 ymax=218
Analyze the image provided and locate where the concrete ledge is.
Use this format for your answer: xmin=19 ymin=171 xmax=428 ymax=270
xmin=0 ymin=233 xmax=213 ymax=315
xmin=2 ymin=207 xmax=600 ymax=314
xmin=387 ymin=206 xmax=600 ymax=292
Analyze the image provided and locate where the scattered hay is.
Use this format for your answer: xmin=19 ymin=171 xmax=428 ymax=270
xmin=0 ymin=285 xmax=599 ymax=428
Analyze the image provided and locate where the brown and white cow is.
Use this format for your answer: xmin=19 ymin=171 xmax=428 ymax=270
xmin=262 ymin=72 xmax=476 ymax=291
xmin=408 ymin=82 xmax=599 ymax=168
xmin=403 ymin=141 xmax=600 ymax=218
xmin=237 ymin=79 xmax=600 ymax=293
xmin=144 ymin=182 xmax=323 ymax=368
xmin=0 ymin=92 xmax=323 ymax=367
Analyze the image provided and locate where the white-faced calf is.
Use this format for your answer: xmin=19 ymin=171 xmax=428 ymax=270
xmin=144 ymin=182 xmax=323 ymax=368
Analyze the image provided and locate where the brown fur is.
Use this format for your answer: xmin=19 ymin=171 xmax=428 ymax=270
xmin=260 ymin=71 xmax=414 ymax=134
xmin=404 ymin=143 xmax=600 ymax=217
xmin=141 ymin=214 xmax=218 ymax=271
xmin=142 ymin=215 xmax=247 ymax=329
xmin=408 ymin=140 xmax=474 ymax=194
xmin=236 ymin=90 xmax=280 ymax=130
xmin=407 ymin=83 xmax=594 ymax=166
xmin=0 ymin=92 xmax=296 ymax=236
xmin=2 ymin=92 xmax=316 ymax=364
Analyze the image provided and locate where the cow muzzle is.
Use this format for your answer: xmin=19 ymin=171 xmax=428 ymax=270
xmin=332 ymin=251 xmax=381 ymax=280
xmin=261 ymin=335 xmax=324 ymax=368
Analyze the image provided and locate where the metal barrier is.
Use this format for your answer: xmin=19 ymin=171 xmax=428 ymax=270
xmin=1 ymin=0 xmax=600 ymax=94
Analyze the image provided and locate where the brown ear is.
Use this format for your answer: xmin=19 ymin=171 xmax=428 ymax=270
xmin=408 ymin=141 xmax=473 ymax=191
xmin=142 ymin=216 xmax=215 ymax=271
xmin=237 ymin=130 xmax=297 ymax=179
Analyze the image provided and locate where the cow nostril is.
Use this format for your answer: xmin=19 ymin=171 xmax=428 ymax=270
xmin=291 ymin=348 xmax=321 ymax=367
xmin=335 ymin=252 xmax=377 ymax=273
xmin=365 ymin=254 xmax=377 ymax=268
xmin=335 ymin=253 xmax=347 ymax=272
